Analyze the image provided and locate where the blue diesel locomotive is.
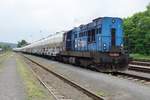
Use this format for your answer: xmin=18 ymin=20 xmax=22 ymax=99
xmin=15 ymin=17 xmax=129 ymax=72
xmin=60 ymin=17 xmax=128 ymax=72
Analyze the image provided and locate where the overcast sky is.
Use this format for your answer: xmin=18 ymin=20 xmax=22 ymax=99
xmin=0 ymin=0 xmax=150 ymax=43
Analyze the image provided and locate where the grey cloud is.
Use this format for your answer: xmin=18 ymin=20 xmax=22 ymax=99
xmin=0 ymin=0 xmax=149 ymax=43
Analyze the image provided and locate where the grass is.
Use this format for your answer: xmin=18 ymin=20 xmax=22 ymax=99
xmin=16 ymin=56 xmax=51 ymax=100
xmin=96 ymin=91 xmax=106 ymax=97
xmin=0 ymin=52 xmax=10 ymax=57
xmin=130 ymin=53 xmax=150 ymax=61
xmin=0 ymin=52 xmax=11 ymax=71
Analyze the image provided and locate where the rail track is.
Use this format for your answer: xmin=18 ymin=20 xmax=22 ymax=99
xmin=128 ymin=60 xmax=150 ymax=74
xmin=130 ymin=60 xmax=150 ymax=67
xmin=115 ymin=71 xmax=150 ymax=81
xmin=113 ymin=71 xmax=150 ymax=86
xmin=114 ymin=61 xmax=150 ymax=85
xmin=22 ymin=54 xmax=105 ymax=100
xmin=129 ymin=64 xmax=150 ymax=73
xmin=22 ymin=53 xmax=150 ymax=99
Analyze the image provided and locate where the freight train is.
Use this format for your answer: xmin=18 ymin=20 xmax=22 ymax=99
xmin=14 ymin=17 xmax=129 ymax=72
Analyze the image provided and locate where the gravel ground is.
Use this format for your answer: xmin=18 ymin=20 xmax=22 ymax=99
xmin=24 ymin=55 xmax=93 ymax=100
xmin=24 ymin=54 xmax=150 ymax=100
xmin=0 ymin=53 xmax=26 ymax=100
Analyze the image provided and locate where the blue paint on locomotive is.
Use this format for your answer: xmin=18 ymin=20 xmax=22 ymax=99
xmin=68 ymin=17 xmax=123 ymax=52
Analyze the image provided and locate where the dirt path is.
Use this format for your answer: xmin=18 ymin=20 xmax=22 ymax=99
xmin=0 ymin=53 xmax=26 ymax=100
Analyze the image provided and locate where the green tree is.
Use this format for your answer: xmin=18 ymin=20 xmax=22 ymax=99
xmin=123 ymin=3 xmax=150 ymax=55
xmin=17 ymin=40 xmax=28 ymax=47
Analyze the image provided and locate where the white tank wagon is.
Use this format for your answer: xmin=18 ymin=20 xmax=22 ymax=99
xmin=15 ymin=32 xmax=64 ymax=57
xmin=43 ymin=33 xmax=63 ymax=56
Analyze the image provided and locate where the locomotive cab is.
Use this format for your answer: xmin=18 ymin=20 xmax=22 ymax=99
xmin=100 ymin=17 xmax=129 ymax=71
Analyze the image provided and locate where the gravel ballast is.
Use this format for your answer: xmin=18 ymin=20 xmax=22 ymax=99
xmin=23 ymin=55 xmax=94 ymax=100
xmin=24 ymin=54 xmax=150 ymax=100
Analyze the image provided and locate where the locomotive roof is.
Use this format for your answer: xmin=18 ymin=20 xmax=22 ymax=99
xmin=72 ymin=17 xmax=122 ymax=31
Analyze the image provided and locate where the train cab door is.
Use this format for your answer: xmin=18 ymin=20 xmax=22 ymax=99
xmin=111 ymin=28 xmax=116 ymax=48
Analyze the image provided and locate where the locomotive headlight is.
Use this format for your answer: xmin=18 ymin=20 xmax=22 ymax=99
xmin=103 ymin=43 xmax=106 ymax=50
xmin=121 ymin=43 xmax=123 ymax=48
xmin=103 ymin=43 xmax=106 ymax=47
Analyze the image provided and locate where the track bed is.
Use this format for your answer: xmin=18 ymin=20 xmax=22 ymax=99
xmin=22 ymin=53 xmax=150 ymax=100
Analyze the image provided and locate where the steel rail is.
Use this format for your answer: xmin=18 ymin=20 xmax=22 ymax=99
xmin=23 ymin=55 xmax=105 ymax=100
xmin=26 ymin=62 xmax=65 ymax=100
xmin=129 ymin=65 xmax=150 ymax=73
xmin=130 ymin=61 xmax=150 ymax=66
xmin=115 ymin=72 xmax=150 ymax=82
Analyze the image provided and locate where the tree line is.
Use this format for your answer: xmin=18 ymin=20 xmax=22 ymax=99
xmin=0 ymin=45 xmax=11 ymax=51
xmin=17 ymin=40 xmax=28 ymax=48
xmin=123 ymin=3 xmax=150 ymax=55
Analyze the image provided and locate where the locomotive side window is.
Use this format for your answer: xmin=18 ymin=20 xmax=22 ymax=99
xmin=99 ymin=28 xmax=102 ymax=34
xmin=92 ymin=29 xmax=95 ymax=41
xmin=88 ymin=29 xmax=96 ymax=43
xmin=88 ymin=30 xmax=91 ymax=42
xmin=96 ymin=28 xmax=98 ymax=34
xmin=96 ymin=28 xmax=101 ymax=34
xmin=79 ymin=32 xmax=87 ymax=37
xmin=74 ymin=34 xmax=77 ymax=38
